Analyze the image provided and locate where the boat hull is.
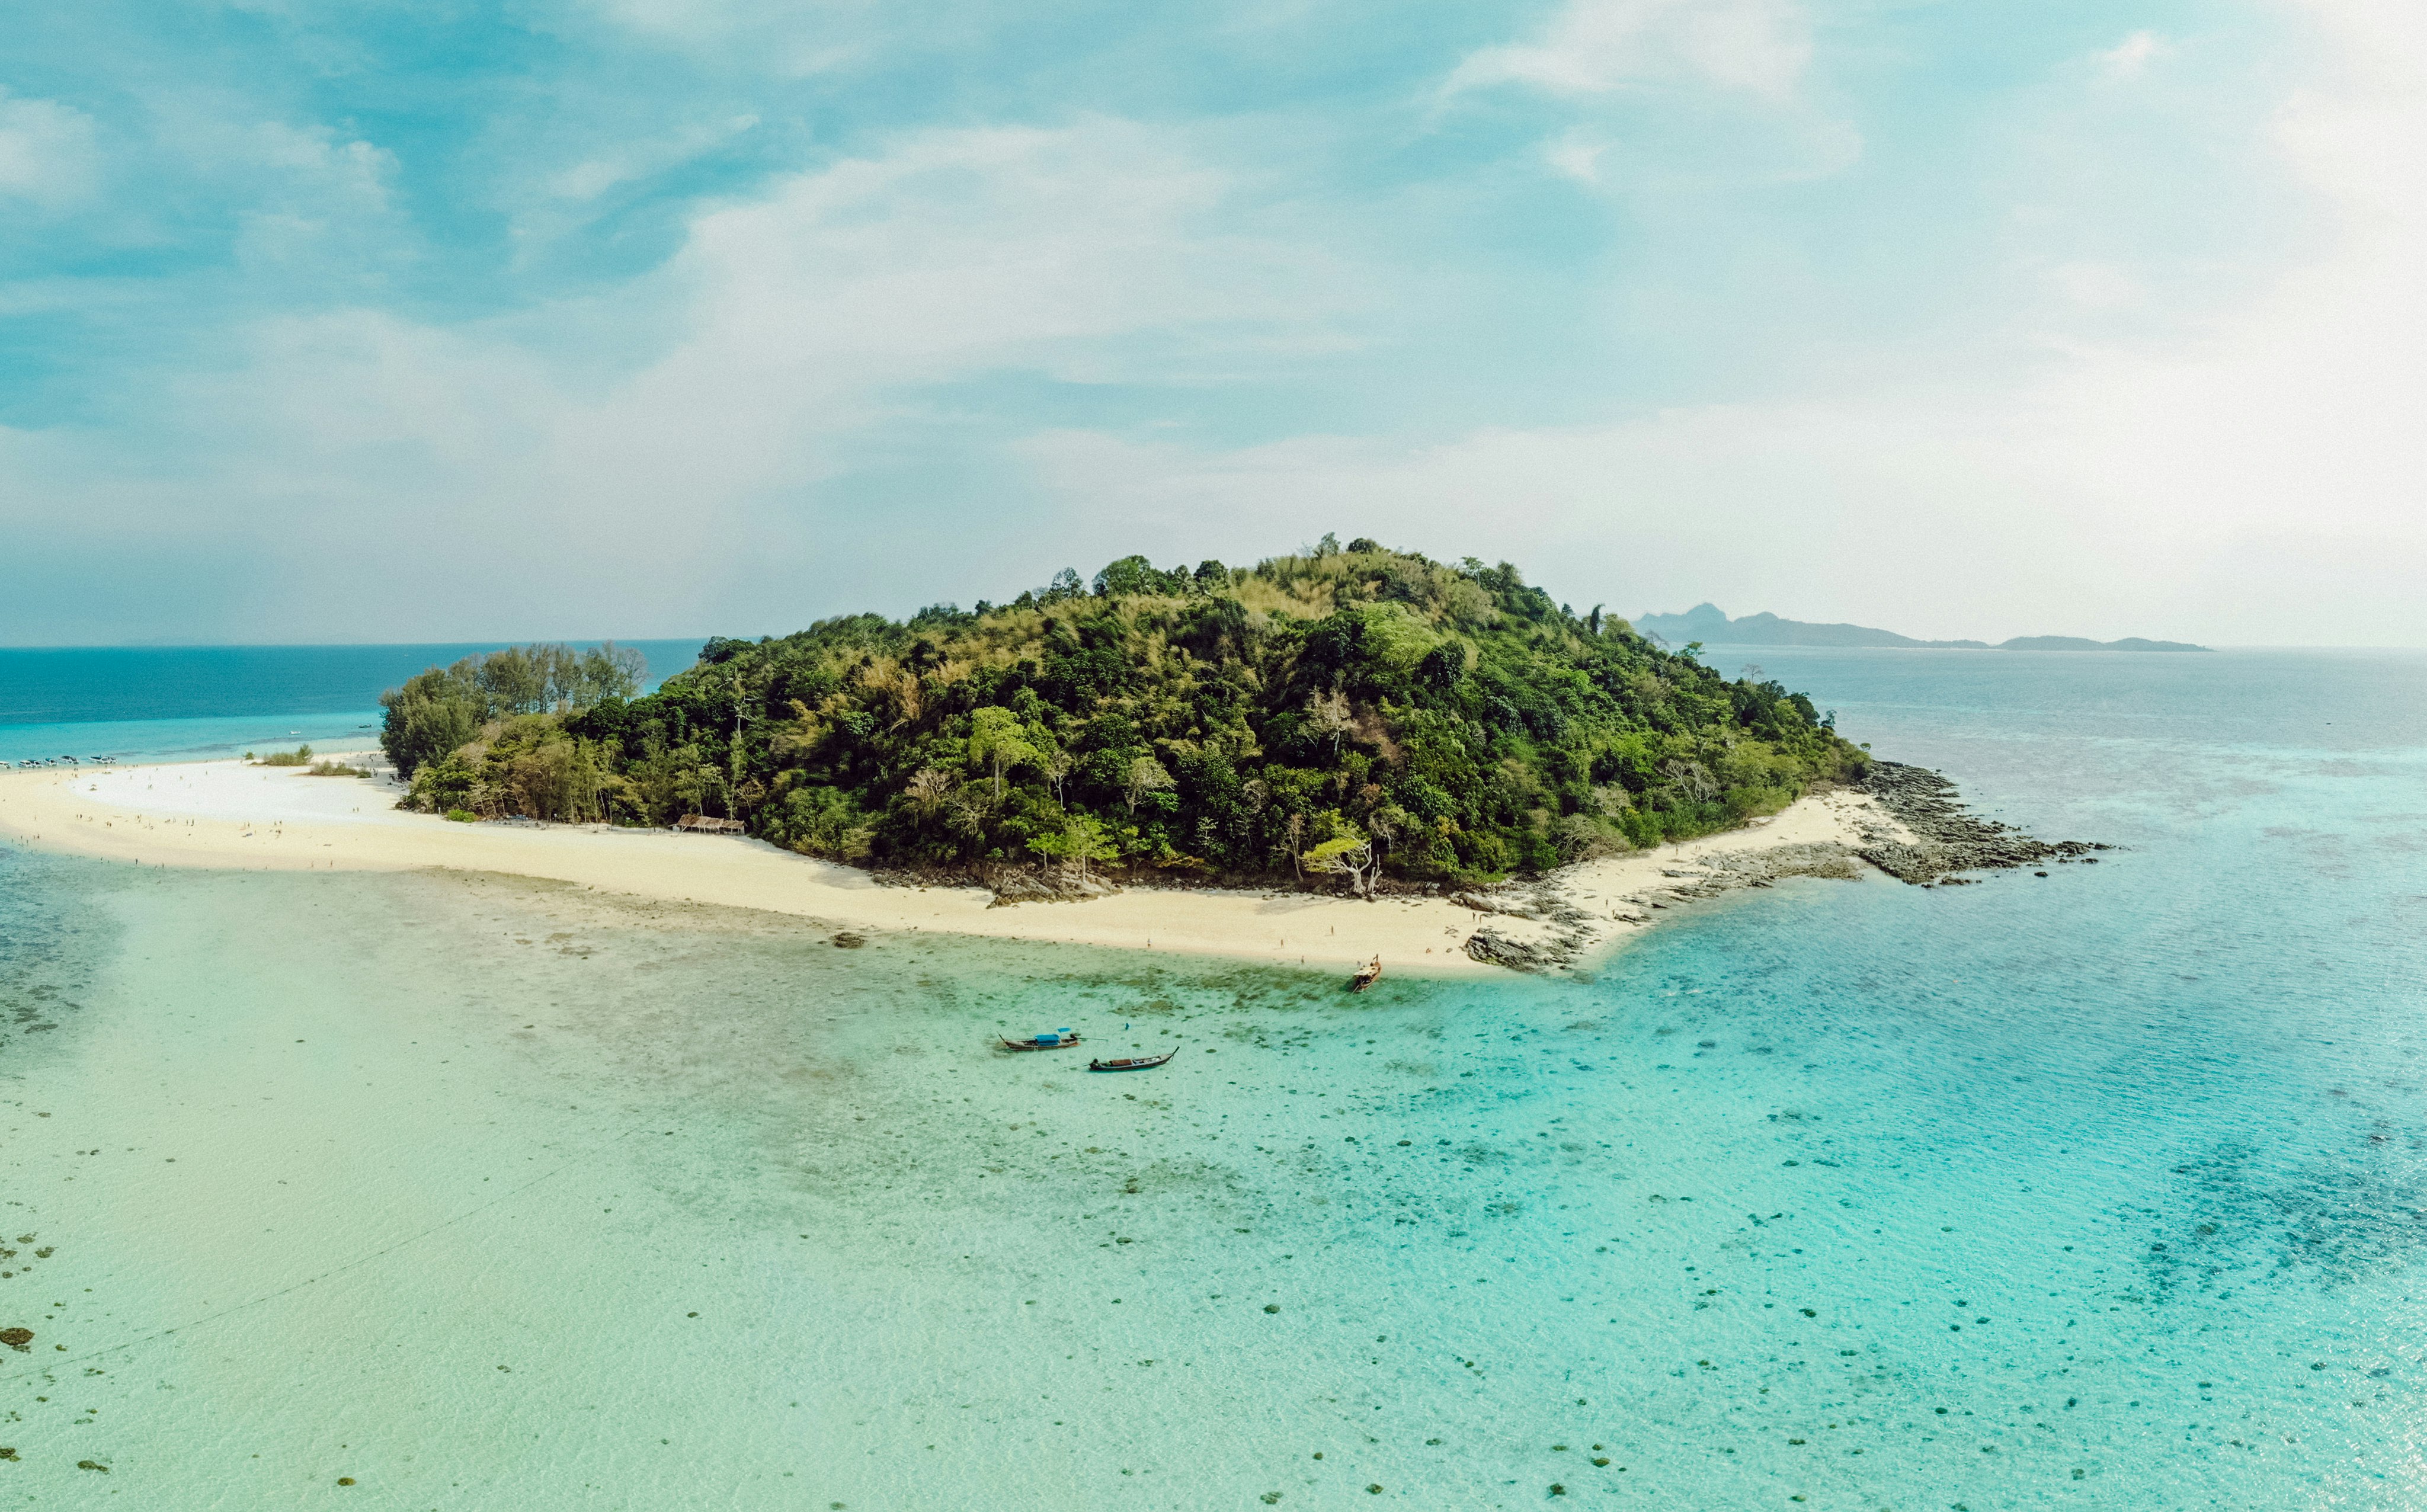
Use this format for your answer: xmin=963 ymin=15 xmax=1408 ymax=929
xmin=1087 ymin=1052 xmax=1174 ymax=1072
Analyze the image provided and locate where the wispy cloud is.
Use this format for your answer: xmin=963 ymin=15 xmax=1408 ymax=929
xmin=575 ymin=0 xmax=888 ymax=75
xmin=0 ymin=0 xmax=2418 ymax=645
xmin=998 ymin=5 xmax=2427 ymax=648
xmin=1542 ymin=129 xmax=1609 ymax=183
xmin=0 ymin=119 xmax=1363 ymax=639
xmin=0 ymin=89 xmax=100 ymax=213
xmin=1446 ymin=0 xmax=1814 ymax=104
xmin=2097 ymin=30 xmax=2168 ymax=81
xmin=1442 ymin=0 xmax=1853 ymax=192
xmin=549 ymin=116 xmax=762 ymax=204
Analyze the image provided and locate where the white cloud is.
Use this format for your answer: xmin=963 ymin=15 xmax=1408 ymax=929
xmin=1543 ymin=129 xmax=1608 ymax=182
xmin=1446 ymin=0 xmax=1854 ymax=190
xmin=1448 ymin=0 xmax=1814 ymax=104
xmin=987 ymin=4 xmax=2427 ymax=649
xmin=0 ymin=89 xmax=100 ymax=211
xmin=8 ymin=2 xmax=2422 ymax=649
xmin=2045 ymin=261 xmax=2143 ymax=311
xmin=552 ymin=118 xmax=1355 ymax=506
xmin=246 ymin=121 xmax=395 ymax=206
xmin=226 ymin=121 xmax=399 ymax=267
xmin=2028 ymin=1 xmax=2427 ymax=565
xmin=577 ymin=0 xmax=875 ymax=76
xmin=0 ymin=119 xmax=1363 ymax=639
xmin=2096 ymin=30 xmax=2168 ymax=80
xmin=1007 ymin=407 xmax=2088 ymax=643
xmin=547 ymin=114 xmax=760 ymax=202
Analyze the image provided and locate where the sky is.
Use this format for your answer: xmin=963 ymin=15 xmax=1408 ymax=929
xmin=1 ymin=0 xmax=2421 ymax=646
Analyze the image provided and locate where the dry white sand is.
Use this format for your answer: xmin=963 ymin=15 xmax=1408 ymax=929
xmin=0 ymin=753 xmax=1911 ymax=976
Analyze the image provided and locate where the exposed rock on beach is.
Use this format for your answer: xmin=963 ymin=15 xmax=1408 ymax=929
xmin=974 ymin=866 xmax=1123 ymax=907
xmin=1464 ymin=929 xmax=1557 ymax=970
xmin=1853 ymin=761 xmax=2105 ymax=884
xmin=1454 ymin=764 xmax=2102 ymax=972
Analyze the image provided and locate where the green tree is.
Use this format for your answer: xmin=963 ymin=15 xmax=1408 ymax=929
xmin=779 ymin=787 xmax=870 ymax=860
xmin=1030 ymin=813 xmax=1118 ymax=882
xmin=1093 ymin=555 xmax=1171 ymax=598
xmin=967 ymin=707 xmax=1038 ymax=801
xmin=379 ymin=670 xmax=482 ymax=779
xmin=507 ymin=539 xmax=1865 ymax=885
xmin=1303 ymin=830 xmax=1378 ymax=898
xmin=378 ymin=642 xmax=645 ymax=779
xmin=1123 ymin=754 xmax=1176 ymax=816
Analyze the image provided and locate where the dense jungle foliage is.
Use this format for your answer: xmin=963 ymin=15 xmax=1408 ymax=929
xmin=379 ymin=642 xmax=646 ymax=821
xmin=380 ymin=541 xmax=1866 ymax=888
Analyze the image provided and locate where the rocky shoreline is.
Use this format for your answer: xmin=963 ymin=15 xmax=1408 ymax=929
xmin=1459 ymin=762 xmax=2103 ymax=972
xmin=879 ymin=761 xmax=2101 ymax=976
xmin=1850 ymin=760 xmax=2107 ymax=884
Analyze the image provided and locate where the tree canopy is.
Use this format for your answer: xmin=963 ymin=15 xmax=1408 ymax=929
xmin=378 ymin=642 xmax=645 ymax=820
xmin=383 ymin=544 xmax=1864 ymax=885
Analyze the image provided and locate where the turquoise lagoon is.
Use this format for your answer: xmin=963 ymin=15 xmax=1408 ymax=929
xmin=2 ymin=648 xmax=2425 ymax=1508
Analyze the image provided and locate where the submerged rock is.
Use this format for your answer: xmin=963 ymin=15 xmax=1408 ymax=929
xmin=0 ymin=1328 xmax=30 ymax=1352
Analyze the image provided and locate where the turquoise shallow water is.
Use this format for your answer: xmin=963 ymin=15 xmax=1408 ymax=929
xmin=2 ymin=648 xmax=2425 ymax=1508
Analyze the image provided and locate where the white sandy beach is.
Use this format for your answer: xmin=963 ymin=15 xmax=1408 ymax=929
xmin=0 ymin=754 xmax=1913 ymax=976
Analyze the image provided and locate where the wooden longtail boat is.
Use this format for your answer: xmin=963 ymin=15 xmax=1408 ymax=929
xmin=1349 ymin=956 xmax=1382 ymax=992
xmin=1087 ymin=1049 xmax=1176 ymax=1072
xmin=1001 ymin=1030 xmax=1080 ymax=1051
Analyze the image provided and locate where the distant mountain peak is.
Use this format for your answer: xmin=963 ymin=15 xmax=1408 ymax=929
xmin=1631 ymin=606 xmax=2207 ymax=653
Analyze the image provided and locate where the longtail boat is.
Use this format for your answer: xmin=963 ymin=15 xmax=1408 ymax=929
xmin=1349 ymin=956 xmax=1382 ymax=992
xmin=1002 ymin=1029 xmax=1080 ymax=1051
xmin=1087 ymin=1049 xmax=1176 ymax=1072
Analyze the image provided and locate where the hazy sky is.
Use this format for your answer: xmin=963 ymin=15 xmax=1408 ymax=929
xmin=2 ymin=1 xmax=2420 ymax=646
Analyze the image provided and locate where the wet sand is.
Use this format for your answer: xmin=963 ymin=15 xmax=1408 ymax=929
xmin=0 ymin=755 xmax=1912 ymax=976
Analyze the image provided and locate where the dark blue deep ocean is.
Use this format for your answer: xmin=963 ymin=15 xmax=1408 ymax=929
xmin=0 ymin=640 xmax=702 ymax=765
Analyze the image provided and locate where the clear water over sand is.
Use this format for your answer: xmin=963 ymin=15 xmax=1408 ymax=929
xmin=4 ymin=648 xmax=2425 ymax=1508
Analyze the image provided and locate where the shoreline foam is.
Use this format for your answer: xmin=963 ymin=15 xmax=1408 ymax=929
xmin=0 ymin=754 xmax=1916 ymax=976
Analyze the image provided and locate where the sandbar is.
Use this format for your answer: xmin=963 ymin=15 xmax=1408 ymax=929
xmin=0 ymin=755 xmax=1913 ymax=976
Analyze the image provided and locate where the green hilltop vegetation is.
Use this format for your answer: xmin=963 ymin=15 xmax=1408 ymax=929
xmin=380 ymin=539 xmax=1866 ymax=889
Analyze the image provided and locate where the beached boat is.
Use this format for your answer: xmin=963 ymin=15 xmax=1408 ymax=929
xmin=1002 ymin=1029 xmax=1080 ymax=1051
xmin=1087 ymin=1049 xmax=1176 ymax=1072
xmin=1349 ymin=956 xmax=1382 ymax=992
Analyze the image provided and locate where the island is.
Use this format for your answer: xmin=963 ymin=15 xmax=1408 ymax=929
xmin=382 ymin=541 xmax=1868 ymax=885
xmin=0 ymin=540 xmax=2095 ymax=979
xmin=1631 ymin=603 xmax=2210 ymax=652
xmin=367 ymin=540 xmax=2092 ymax=960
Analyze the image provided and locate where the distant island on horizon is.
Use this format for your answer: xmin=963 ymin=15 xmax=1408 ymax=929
xmin=1632 ymin=603 xmax=2211 ymax=653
